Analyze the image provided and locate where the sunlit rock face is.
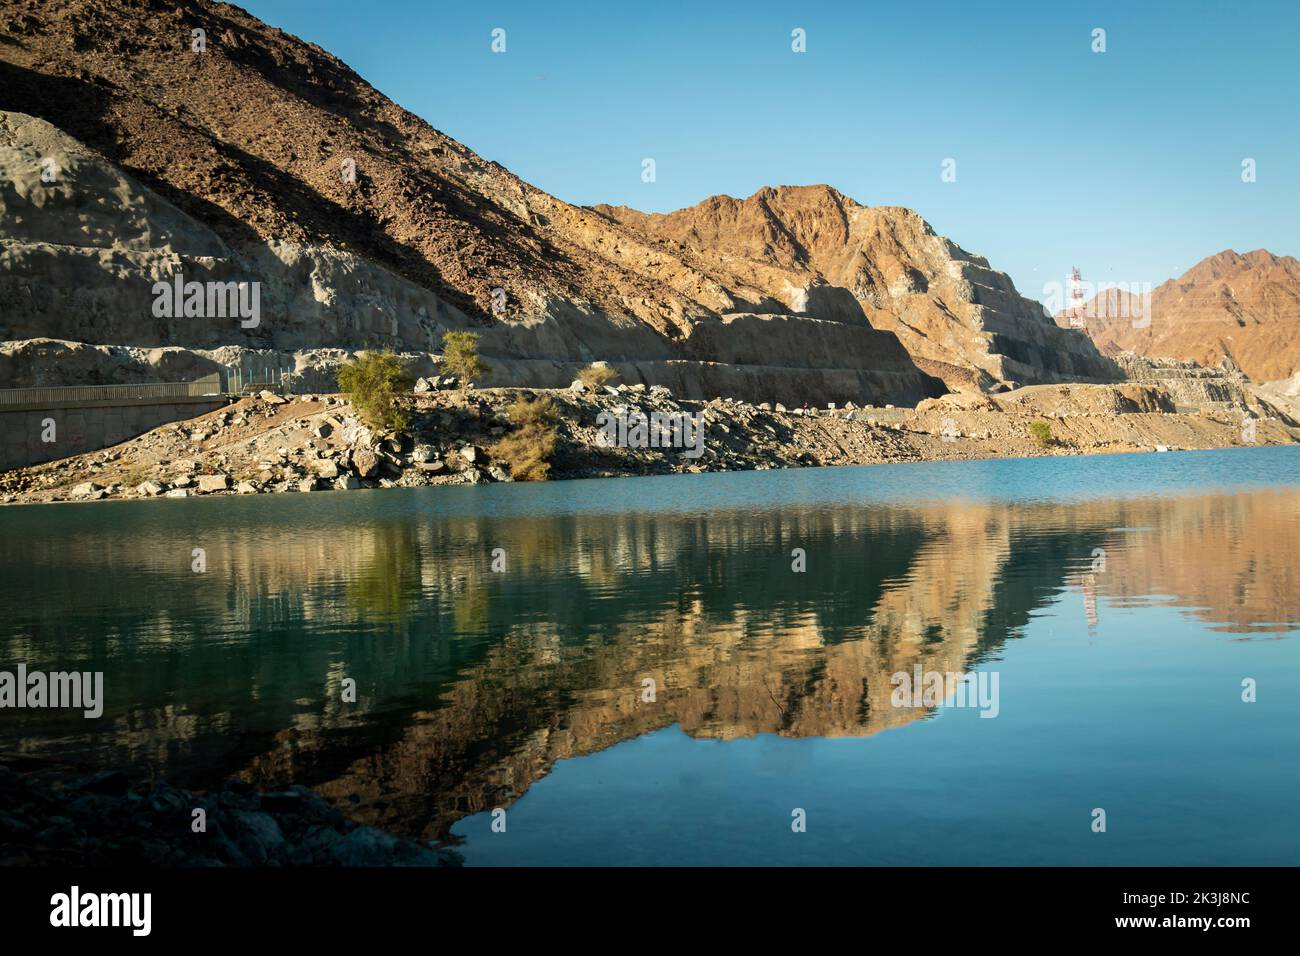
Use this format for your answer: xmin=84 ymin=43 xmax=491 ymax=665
xmin=599 ymin=186 xmax=1121 ymax=391
xmin=2 ymin=0 xmax=1108 ymax=404
xmin=1066 ymin=250 xmax=1300 ymax=383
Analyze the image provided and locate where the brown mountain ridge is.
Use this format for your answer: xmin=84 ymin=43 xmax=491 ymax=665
xmin=1 ymin=0 xmax=1116 ymax=404
xmin=1064 ymin=249 xmax=1300 ymax=383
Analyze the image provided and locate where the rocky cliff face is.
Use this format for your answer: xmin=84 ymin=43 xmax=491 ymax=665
xmin=598 ymin=186 xmax=1120 ymax=390
xmin=1 ymin=0 xmax=1109 ymax=404
xmin=1067 ymin=250 xmax=1300 ymax=383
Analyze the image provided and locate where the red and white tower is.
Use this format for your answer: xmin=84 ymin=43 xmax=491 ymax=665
xmin=1067 ymin=266 xmax=1086 ymax=328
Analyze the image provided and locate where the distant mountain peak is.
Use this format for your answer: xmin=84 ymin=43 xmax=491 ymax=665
xmin=1071 ymin=247 xmax=1300 ymax=382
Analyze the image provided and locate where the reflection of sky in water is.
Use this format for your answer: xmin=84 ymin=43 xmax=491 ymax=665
xmin=1 ymin=446 xmax=1298 ymax=865
xmin=456 ymin=596 xmax=1300 ymax=865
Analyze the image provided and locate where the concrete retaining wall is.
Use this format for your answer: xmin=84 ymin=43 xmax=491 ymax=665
xmin=0 ymin=396 xmax=227 ymax=472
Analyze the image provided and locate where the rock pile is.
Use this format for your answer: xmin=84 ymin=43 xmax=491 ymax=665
xmin=2 ymin=380 xmax=1297 ymax=507
xmin=0 ymin=761 xmax=461 ymax=867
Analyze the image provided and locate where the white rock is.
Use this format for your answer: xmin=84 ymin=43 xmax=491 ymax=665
xmin=197 ymin=474 xmax=229 ymax=493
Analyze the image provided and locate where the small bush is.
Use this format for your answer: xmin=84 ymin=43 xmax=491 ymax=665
xmin=441 ymin=330 xmax=491 ymax=387
xmin=336 ymin=351 xmax=413 ymax=431
xmin=577 ymin=363 xmax=618 ymax=390
xmin=491 ymin=395 xmax=559 ymax=481
xmin=1029 ymin=419 xmax=1053 ymax=448
xmin=504 ymin=393 xmax=558 ymax=427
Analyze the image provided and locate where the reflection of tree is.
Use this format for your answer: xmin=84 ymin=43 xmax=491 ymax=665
xmin=346 ymin=522 xmax=423 ymax=625
xmin=451 ymin=582 xmax=489 ymax=637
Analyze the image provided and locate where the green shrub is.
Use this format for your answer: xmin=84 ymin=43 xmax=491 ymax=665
xmin=336 ymin=351 xmax=413 ymax=432
xmin=441 ymin=330 xmax=491 ymax=387
xmin=1029 ymin=419 xmax=1053 ymax=449
xmin=491 ymin=395 xmax=559 ymax=481
xmin=577 ymin=363 xmax=618 ymax=389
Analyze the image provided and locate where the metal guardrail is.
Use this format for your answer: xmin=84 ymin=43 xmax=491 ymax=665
xmin=0 ymin=372 xmax=223 ymax=407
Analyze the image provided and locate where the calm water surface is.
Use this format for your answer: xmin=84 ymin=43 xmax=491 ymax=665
xmin=2 ymin=447 xmax=1299 ymax=865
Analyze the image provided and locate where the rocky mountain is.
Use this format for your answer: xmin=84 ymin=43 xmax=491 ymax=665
xmin=1064 ymin=250 xmax=1300 ymax=383
xmin=1 ymin=0 xmax=1113 ymax=404
xmin=597 ymin=186 xmax=1118 ymax=390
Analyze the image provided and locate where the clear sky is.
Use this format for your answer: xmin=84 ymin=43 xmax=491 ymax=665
xmin=237 ymin=0 xmax=1298 ymax=303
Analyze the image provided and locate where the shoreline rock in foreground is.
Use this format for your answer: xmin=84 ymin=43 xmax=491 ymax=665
xmin=0 ymin=760 xmax=462 ymax=868
xmin=1 ymin=361 xmax=1299 ymax=507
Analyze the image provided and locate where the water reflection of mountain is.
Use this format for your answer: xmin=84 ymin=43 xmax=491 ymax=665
xmin=2 ymin=488 xmax=1296 ymax=839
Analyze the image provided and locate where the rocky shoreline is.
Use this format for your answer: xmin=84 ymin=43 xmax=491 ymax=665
xmin=2 ymin=375 xmax=1299 ymax=507
xmin=0 ymin=758 xmax=462 ymax=867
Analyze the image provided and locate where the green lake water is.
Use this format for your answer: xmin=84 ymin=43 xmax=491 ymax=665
xmin=2 ymin=446 xmax=1298 ymax=865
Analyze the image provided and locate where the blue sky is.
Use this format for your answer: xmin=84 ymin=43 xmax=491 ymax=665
xmin=238 ymin=0 xmax=1298 ymax=303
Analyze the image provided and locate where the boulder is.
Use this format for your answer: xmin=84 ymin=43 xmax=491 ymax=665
xmin=136 ymin=480 xmax=165 ymax=497
xmin=197 ymin=474 xmax=230 ymax=493
xmin=351 ymin=447 xmax=379 ymax=478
